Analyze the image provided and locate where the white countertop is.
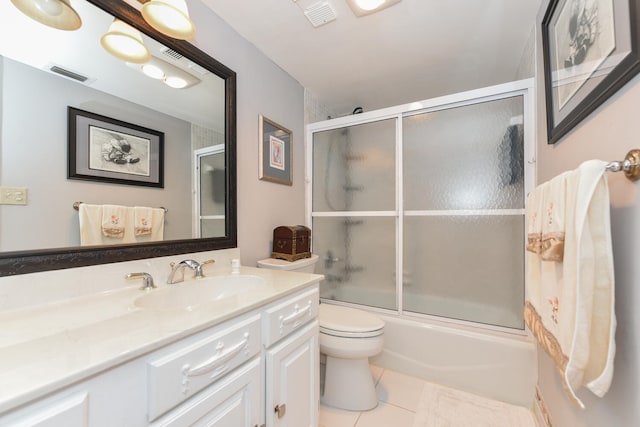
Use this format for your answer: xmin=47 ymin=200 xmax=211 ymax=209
xmin=0 ymin=262 xmax=322 ymax=414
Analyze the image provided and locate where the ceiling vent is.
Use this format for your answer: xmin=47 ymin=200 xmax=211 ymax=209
xmin=303 ymin=1 xmax=337 ymax=27
xmin=160 ymin=47 xmax=184 ymax=61
xmin=47 ymin=65 xmax=90 ymax=83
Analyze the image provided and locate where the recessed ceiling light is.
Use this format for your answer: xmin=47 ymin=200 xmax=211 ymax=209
xmin=346 ymin=0 xmax=401 ymax=17
xmin=141 ymin=63 xmax=165 ymax=80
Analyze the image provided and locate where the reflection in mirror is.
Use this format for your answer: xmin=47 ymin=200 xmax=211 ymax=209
xmin=0 ymin=0 xmax=237 ymax=275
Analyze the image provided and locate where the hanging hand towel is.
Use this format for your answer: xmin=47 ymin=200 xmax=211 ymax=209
xmin=101 ymin=204 xmax=126 ymax=239
xmin=78 ymin=203 xmax=103 ymax=246
xmin=540 ymin=171 xmax=568 ymax=262
xmin=134 ymin=206 xmax=153 ymax=236
xmin=524 ymin=160 xmax=616 ymax=408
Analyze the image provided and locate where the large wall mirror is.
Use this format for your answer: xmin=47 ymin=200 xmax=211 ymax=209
xmin=0 ymin=0 xmax=237 ymax=276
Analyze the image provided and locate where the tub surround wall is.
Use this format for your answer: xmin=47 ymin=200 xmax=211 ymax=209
xmin=534 ymin=1 xmax=640 ymax=425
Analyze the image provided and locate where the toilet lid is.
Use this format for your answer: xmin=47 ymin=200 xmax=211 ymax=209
xmin=319 ymin=304 xmax=384 ymax=338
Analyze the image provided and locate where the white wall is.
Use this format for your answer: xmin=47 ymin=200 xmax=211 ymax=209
xmin=534 ymin=1 xmax=640 ymax=424
xmin=189 ymin=0 xmax=306 ymax=267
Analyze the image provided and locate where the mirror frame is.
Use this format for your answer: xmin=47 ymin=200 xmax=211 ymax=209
xmin=0 ymin=0 xmax=237 ymax=276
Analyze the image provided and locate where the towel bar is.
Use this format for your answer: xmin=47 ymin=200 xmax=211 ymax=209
xmin=606 ymin=149 xmax=640 ymax=181
xmin=73 ymin=201 xmax=168 ymax=213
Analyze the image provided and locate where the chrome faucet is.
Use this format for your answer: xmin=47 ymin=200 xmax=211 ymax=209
xmin=126 ymin=272 xmax=156 ymax=290
xmin=167 ymin=259 xmax=215 ymax=284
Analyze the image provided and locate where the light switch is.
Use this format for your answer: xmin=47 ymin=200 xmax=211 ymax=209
xmin=0 ymin=187 xmax=28 ymax=205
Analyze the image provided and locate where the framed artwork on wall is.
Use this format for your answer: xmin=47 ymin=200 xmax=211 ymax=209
xmin=259 ymin=115 xmax=293 ymax=185
xmin=542 ymin=0 xmax=640 ymax=144
xmin=68 ymin=107 xmax=164 ymax=187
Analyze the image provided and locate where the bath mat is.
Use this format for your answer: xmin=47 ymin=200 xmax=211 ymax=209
xmin=412 ymin=382 xmax=535 ymax=427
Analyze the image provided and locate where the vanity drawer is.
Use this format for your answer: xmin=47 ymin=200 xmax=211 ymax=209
xmin=147 ymin=314 xmax=262 ymax=421
xmin=263 ymin=287 xmax=319 ymax=347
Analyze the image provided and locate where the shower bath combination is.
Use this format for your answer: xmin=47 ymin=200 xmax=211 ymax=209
xmin=307 ymin=79 xmax=533 ymax=331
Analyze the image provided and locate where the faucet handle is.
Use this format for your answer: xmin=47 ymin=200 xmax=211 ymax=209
xmin=196 ymin=259 xmax=216 ymax=278
xmin=126 ymin=272 xmax=156 ymax=290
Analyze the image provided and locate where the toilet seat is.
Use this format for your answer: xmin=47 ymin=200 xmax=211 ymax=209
xmin=319 ymin=304 xmax=384 ymax=338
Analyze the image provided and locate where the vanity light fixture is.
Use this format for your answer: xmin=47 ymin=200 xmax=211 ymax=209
xmin=100 ymin=19 xmax=152 ymax=64
xmin=345 ymin=0 xmax=401 ymax=17
xmin=10 ymin=0 xmax=81 ymax=30
xmin=141 ymin=0 xmax=196 ymax=40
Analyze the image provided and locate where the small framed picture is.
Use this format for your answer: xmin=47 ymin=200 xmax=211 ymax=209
xmin=542 ymin=0 xmax=640 ymax=144
xmin=68 ymin=107 xmax=164 ymax=187
xmin=259 ymin=115 xmax=292 ymax=185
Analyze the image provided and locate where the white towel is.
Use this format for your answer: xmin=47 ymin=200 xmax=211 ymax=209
xmin=79 ymin=204 xmax=165 ymax=246
xmin=101 ymin=204 xmax=126 ymax=239
xmin=78 ymin=203 xmax=104 ymax=246
xmin=134 ymin=206 xmax=153 ymax=236
xmin=133 ymin=207 xmax=165 ymax=242
xmin=524 ymin=160 xmax=616 ymax=408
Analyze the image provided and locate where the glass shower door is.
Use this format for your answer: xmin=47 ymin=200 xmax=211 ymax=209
xmin=311 ymin=119 xmax=397 ymax=310
xmin=402 ymin=96 xmax=525 ymax=328
xmin=194 ymin=145 xmax=225 ymax=238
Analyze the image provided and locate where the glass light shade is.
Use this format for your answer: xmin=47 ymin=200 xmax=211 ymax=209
xmin=100 ymin=19 xmax=151 ymax=64
xmin=10 ymin=0 xmax=81 ymax=30
xmin=141 ymin=0 xmax=196 ymax=40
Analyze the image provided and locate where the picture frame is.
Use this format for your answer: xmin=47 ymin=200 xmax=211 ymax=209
xmin=542 ymin=0 xmax=640 ymax=144
xmin=68 ymin=106 xmax=164 ymax=187
xmin=259 ymin=115 xmax=292 ymax=185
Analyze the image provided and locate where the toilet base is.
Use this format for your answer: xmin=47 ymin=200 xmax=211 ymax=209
xmin=321 ymin=355 xmax=378 ymax=411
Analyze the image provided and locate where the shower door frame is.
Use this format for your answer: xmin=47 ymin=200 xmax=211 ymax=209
xmin=306 ymin=79 xmax=536 ymax=333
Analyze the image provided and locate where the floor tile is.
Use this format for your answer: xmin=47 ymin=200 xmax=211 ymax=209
xmin=319 ymin=403 xmax=361 ymax=427
xmin=356 ymin=401 xmax=415 ymax=427
xmin=376 ymin=369 xmax=426 ymax=412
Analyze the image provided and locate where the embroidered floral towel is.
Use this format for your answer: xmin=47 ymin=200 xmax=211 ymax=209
xmin=101 ymin=204 xmax=126 ymax=238
xmin=134 ymin=206 xmax=153 ymax=236
xmin=524 ymin=160 xmax=615 ymax=408
xmin=134 ymin=207 xmax=165 ymax=241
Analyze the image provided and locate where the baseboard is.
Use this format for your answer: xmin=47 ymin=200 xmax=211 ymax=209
xmin=532 ymin=386 xmax=553 ymax=427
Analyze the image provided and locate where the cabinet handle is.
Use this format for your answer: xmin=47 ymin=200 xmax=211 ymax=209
xmin=281 ymin=301 xmax=312 ymax=327
xmin=274 ymin=403 xmax=287 ymax=418
xmin=183 ymin=333 xmax=249 ymax=377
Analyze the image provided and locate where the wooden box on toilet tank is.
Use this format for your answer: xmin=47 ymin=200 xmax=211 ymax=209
xmin=272 ymin=225 xmax=311 ymax=261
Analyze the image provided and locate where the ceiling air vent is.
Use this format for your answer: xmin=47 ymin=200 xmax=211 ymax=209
xmin=49 ymin=65 xmax=89 ymax=83
xmin=304 ymin=1 xmax=337 ymax=27
xmin=161 ymin=47 xmax=184 ymax=61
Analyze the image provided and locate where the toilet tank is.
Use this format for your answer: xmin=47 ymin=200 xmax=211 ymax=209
xmin=257 ymin=254 xmax=319 ymax=273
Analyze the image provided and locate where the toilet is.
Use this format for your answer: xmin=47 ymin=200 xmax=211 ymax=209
xmin=257 ymin=254 xmax=385 ymax=411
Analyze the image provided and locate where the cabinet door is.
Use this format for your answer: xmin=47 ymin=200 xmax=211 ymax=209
xmin=265 ymin=320 xmax=319 ymax=427
xmin=0 ymin=392 xmax=88 ymax=427
xmin=151 ymin=357 xmax=262 ymax=427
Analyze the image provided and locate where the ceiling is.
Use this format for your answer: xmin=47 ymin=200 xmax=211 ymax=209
xmin=202 ymin=0 xmax=543 ymax=116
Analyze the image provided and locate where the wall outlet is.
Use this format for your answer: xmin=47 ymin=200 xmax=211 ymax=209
xmin=0 ymin=187 xmax=28 ymax=205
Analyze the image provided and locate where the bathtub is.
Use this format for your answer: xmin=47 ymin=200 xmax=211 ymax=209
xmin=368 ymin=313 xmax=537 ymax=407
xmin=322 ymin=284 xmax=537 ymax=407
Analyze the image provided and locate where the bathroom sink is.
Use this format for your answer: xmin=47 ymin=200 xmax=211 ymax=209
xmin=134 ymin=275 xmax=269 ymax=310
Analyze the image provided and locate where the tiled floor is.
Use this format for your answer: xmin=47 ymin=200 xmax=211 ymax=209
xmin=319 ymin=365 xmax=537 ymax=427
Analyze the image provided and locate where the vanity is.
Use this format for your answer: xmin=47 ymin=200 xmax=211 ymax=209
xmin=0 ymin=249 xmax=322 ymax=427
